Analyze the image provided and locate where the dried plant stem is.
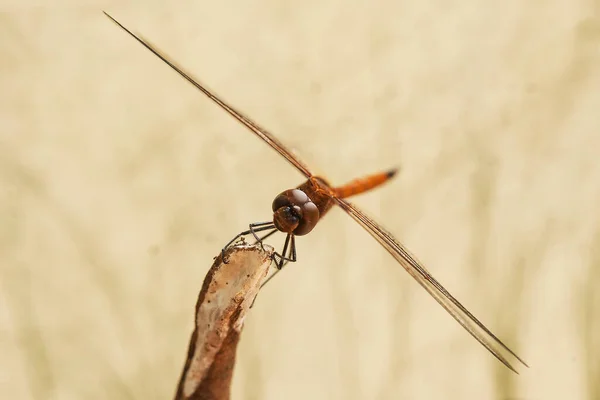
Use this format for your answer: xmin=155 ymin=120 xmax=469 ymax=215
xmin=174 ymin=243 xmax=273 ymax=400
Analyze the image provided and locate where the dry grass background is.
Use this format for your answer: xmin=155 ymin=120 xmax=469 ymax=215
xmin=1 ymin=2 xmax=599 ymax=399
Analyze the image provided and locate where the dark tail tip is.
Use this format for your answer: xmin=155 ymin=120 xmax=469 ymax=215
xmin=386 ymin=168 xmax=399 ymax=179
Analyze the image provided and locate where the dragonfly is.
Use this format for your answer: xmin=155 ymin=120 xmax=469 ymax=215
xmin=104 ymin=12 xmax=528 ymax=374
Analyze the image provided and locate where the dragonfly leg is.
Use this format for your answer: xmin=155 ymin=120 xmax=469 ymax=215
xmin=221 ymin=221 xmax=275 ymax=263
xmin=272 ymin=233 xmax=297 ymax=269
xmin=250 ymin=235 xmax=297 ymax=308
xmin=252 ymin=227 xmax=278 ymax=245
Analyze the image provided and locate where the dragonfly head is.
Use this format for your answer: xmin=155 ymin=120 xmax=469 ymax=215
xmin=272 ymin=189 xmax=320 ymax=236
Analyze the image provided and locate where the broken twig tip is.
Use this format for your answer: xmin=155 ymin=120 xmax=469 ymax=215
xmin=174 ymin=243 xmax=274 ymax=400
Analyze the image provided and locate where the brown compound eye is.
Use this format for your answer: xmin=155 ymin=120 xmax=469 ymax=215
xmin=272 ymin=189 xmax=308 ymax=211
xmin=293 ymin=201 xmax=319 ymax=235
xmin=271 ymin=189 xmax=320 ymax=236
xmin=272 ymin=192 xmax=290 ymax=212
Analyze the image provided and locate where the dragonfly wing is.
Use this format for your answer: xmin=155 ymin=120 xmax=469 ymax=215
xmin=333 ymin=197 xmax=528 ymax=373
xmin=104 ymin=12 xmax=313 ymax=178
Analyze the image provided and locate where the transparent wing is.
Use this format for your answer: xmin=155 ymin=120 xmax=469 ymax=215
xmin=334 ymin=197 xmax=529 ymax=373
xmin=104 ymin=12 xmax=313 ymax=178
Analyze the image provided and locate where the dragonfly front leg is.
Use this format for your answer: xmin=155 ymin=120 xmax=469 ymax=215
xmin=221 ymin=221 xmax=276 ymax=264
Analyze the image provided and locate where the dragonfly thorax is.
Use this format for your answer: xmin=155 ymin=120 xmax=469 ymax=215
xmin=272 ymin=189 xmax=320 ymax=236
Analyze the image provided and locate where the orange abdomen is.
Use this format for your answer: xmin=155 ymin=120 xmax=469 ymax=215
xmin=333 ymin=169 xmax=397 ymax=199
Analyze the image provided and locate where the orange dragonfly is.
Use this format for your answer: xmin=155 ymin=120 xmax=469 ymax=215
xmin=104 ymin=12 xmax=528 ymax=374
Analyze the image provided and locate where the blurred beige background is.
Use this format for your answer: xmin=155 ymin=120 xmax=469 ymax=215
xmin=1 ymin=2 xmax=599 ymax=399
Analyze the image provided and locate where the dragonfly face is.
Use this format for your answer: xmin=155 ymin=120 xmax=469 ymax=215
xmin=272 ymin=189 xmax=319 ymax=235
